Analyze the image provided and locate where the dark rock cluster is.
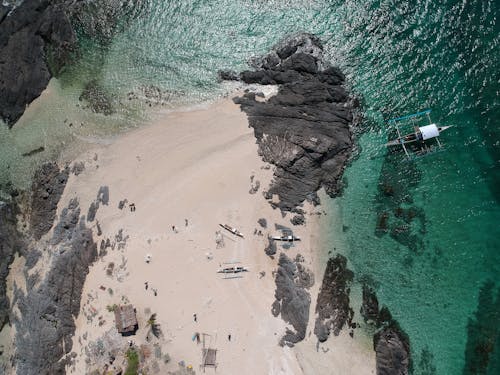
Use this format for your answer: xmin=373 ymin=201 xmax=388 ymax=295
xmin=313 ymin=254 xmax=354 ymax=342
xmin=0 ymin=199 xmax=25 ymax=331
xmin=360 ymin=284 xmax=411 ymax=375
xmin=30 ymin=162 xmax=70 ymax=240
xmin=14 ymin=198 xmax=98 ymax=375
xmin=272 ymin=253 xmax=314 ymax=347
xmin=0 ymin=0 xmax=76 ymax=126
xmin=221 ymin=33 xmax=357 ymax=212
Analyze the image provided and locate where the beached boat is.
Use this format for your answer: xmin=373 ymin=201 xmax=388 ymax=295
xmin=386 ymin=109 xmax=452 ymax=159
xmin=219 ymin=223 xmax=244 ymax=238
xmin=272 ymin=235 xmax=301 ymax=242
xmin=217 ymin=266 xmax=248 ymax=274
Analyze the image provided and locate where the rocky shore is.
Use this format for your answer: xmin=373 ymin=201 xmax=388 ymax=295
xmin=223 ymin=34 xmax=410 ymax=373
xmin=0 ymin=0 xmax=76 ymax=126
xmin=0 ymin=162 xmax=98 ymax=375
xmin=222 ymin=33 xmax=357 ymax=216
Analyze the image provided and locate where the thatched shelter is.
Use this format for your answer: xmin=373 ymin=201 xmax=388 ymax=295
xmin=114 ymin=304 xmax=138 ymax=336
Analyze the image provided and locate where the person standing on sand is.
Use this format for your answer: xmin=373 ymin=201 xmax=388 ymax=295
xmin=185 ymin=219 xmax=188 ymax=226
xmin=193 ymin=313 xmax=197 ymax=322
xmin=144 ymin=281 xmax=148 ymax=290
xmin=228 ymin=333 xmax=231 ymax=341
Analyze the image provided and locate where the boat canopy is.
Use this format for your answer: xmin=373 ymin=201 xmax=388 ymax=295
xmin=420 ymin=124 xmax=440 ymax=140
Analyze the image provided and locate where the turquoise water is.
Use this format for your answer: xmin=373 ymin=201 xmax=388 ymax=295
xmin=2 ymin=0 xmax=499 ymax=373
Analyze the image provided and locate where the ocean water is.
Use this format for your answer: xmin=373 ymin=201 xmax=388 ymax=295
xmin=1 ymin=0 xmax=499 ymax=373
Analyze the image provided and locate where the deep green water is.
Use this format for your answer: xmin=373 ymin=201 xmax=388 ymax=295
xmin=1 ymin=0 xmax=499 ymax=373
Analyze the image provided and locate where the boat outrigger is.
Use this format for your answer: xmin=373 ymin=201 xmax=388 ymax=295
xmin=219 ymin=224 xmax=244 ymax=238
xmin=272 ymin=235 xmax=301 ymax=242
xmin=217 ymin=266 xmax=248 ymax=274
xmin=386 ymin=109 xmax=452 ymax=159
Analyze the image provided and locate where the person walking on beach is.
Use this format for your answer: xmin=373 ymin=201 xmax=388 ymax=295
xmin=144 ymin=281 xmax=148 ymax=290
xmin=185 ymin=219 xmax=188 ymax=227
xmin=193 ymin=313 xmax=197 ymax=322
xmin=228 ymin=333 xmax=231 ymax=342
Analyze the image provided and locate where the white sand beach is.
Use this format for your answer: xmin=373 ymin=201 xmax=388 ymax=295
xmin=58 ymin=98 xmax=376 ymax=374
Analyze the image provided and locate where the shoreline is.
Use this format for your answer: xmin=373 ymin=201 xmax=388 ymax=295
xmin=55 ymin=96 xmax=375 ymax=374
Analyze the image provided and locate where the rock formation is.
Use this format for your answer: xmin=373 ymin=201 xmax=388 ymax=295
xmin=0 ymin=198 xmax=25 ymax=331
xmin=0 ymin=0 xmax=76 ymax=126
xmin=360 ymin=283 xmax=411 ymax=375
xmin=272 ymin=253 xmax=313 ymax=347
xmin=222 ymin=33 xmax=358 ymax=212
xmin=374 ymin=325 xmax=411 ymax=375
xmin=30 ymin=162 xmax=70 ymax=240
xmin=14 ymin=198 xmax=98 ymax=375
xmin=313 ymin=254 xmax=354 ymax=342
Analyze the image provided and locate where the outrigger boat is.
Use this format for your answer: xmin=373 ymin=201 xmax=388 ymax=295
xmin=217 ymin=266 xmax=248 ymax=274
xmin=219 ymin=224 xmax=244 ymax=238
xmin=272 ymin=235 xmax=301 ymax=242
xmin=386 ymin=109 xmax=452 ymax=159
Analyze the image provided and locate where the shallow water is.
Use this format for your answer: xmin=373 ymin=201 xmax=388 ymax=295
xmin=1 ymin=0 xmax=498 ymax=372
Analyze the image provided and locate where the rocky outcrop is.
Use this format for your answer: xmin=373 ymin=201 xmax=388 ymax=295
xmin=223 ymin=33 xmax=357 ymax=211
xmin=360 ymin=283 xmax=411 ymax=375
xmin=0 ymin=0 xmax=77 ymax=126
xmin=30 ymin=162 xmax=70 ymax=240
xmin=360 ymin=284 xmax=380 ymax=325
xmin=374 ymin=325 xmax=411 ymax=375
xmin=0 ymin=198 xmax=25 ymax=331
xmin=313 ymin=254 xmax=354 ymax=342
xmin=14 ymin=198 xmax=98 ymax=375
xmin=272 ymin=253 xmax=313 ymax=347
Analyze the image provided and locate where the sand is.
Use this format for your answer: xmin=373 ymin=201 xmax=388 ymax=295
xmin=58 ymin=98 xmax=376 ymax=374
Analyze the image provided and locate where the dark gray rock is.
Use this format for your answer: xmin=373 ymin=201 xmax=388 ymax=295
xmin=14 ymin=199 xmax=97 ymax=375
xmin=71 ymin=161 xmax=85 ymax=175
xmin=226 ymin=34 xmax=357 ymax=212
xmin=30 ymin=162 xmax=69 ymax=240
xmin=290 ymin=214 xmax=305 ymax=226
xmin=313 ymin=254 xmax=354 ymax=342
xmin=360 ymin=284 xmax=380 ymax=324
xmin=257 ymin=218 xmax=267 ymax=228
xmin=264 ymin=236 xmax=277 ymax=257
xmin=359 ymin=283 xmax=411 ymax=374
xmin=52 ymin=198 xmax=80 ymax=245
xmin=374 ymin=325 xmax=411 ymax=375
xmin=272 ymin=253 xmax=312 ymax=347
xmin=86 ymin=201 xmax=98 ymax=222
xmin=118 ymin=199 xmax=128 ymax=209
xmin=0 ymin=0 xmax=76 ymax=126
xmin=97 ymin=186 xmax=109 ymax=205
xmin=0 ymin=199 xmax=25 ymax=330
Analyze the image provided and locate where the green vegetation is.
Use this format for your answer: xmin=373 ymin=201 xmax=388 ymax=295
xmin=125 ymin=348 xmax=139 ymax=375
xmin=106 ymin=304 xmax=118 ymax=312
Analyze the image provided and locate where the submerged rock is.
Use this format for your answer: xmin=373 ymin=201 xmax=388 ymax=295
xmin=79 ymin=80 xmax=114 ymax=115
xmin=225 ymin=33 xmax=358 ymax=211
